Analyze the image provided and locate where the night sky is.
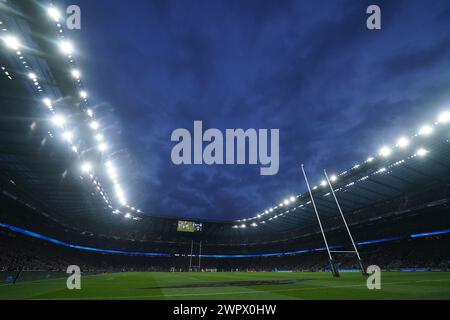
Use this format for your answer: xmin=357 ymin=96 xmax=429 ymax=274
xmin=60 ymin=0 xmax=450 ymax=221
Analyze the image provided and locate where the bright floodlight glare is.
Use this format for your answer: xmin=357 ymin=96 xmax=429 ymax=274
xmin=52 ymin=114 xmax=65 ymax=127
xmin=283 ymin=199 xmax=290 ymax=205
xmin=330 ymin=175 xmax=337 ymax=182
xmin=95 ymin=133 xmax=104 ymax=142
xmin=43 ymin=98 xmax=52 ymax=107
xmin=87 ymin=109 xmax=93 ymax=117
xmin=251 ymin=223 xmax=257 ymax=227
xmin=98 ymin=143 xmax=108 ymax=152
xmin=417 ymin=148 xmax=428 ymax=157
xmin=438 ymin=111 xmax=450 ymax=124
xmin=47 ymin=7 xmax=61 ymax=22
xmin=81 ymin=162 xmax=92 ymax=173
xmin=3 ymin=35 xmax=20 ymax=50
xmin=367 ymin=157 xmax=374 ymax=162
xmin=59 ymin=40 xmax=74 ymax=55
xmin=419 ymin=125 xmax=433 ymax=136
xmin=320 ymin=180 xmax=327 ymax=187
xmin=289 ymin=196 xmax=296 ymax=202
xmin=71 ymin=69 xmax=81 ymax=79
xmin=79 ymin=90 xmax=88 ymax=99
xmin=240 ymin=224 xmax=246 ymax=228
xmin=62 ymin=131 xmax=73 ymax=142
xmin=90 ymin=121 xmax=99 ymax=130
xmin=28 ymin=72 xmax=37 ymax=80
xmin=124 ymin=213 xmax=131 ymax=219
xmin=397 ymin=137 xmax=410 ymax=148
xmin=379 ymin=146 xmax=392 ymax=157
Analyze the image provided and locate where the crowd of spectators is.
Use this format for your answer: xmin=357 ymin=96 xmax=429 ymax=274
xmin=1 ymin=229 xmax=449 ymax=273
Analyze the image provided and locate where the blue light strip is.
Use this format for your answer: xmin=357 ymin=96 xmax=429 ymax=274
xmin=0 ymin=223 xmax=170 ymax=257
xmin=410 ymin=229 xmax=450 ymax=238
xmin=0 ymin=222 xmax=448 ymax=259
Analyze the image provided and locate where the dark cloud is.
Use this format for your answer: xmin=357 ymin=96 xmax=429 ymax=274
xmin=67 ymin=0 xmax=450 ymax=220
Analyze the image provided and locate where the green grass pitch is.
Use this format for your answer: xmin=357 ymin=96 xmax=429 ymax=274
xmin=1 ymin=272 xmax=449 ymax=300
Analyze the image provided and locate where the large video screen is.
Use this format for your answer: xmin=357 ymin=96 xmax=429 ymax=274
xmin=177 ymin=221 xmax=202 ymax=233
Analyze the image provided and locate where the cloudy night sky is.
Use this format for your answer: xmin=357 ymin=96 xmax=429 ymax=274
xmin=59 ymin=0 xmax=450 ymax=221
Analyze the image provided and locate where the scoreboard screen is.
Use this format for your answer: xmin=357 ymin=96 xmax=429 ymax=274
xmin=177 ymin=221 xmax=202 ymax=233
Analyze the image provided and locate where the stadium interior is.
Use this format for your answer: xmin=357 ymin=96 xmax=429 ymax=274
xmin=0 ymin=0 xmax=449 ymax=301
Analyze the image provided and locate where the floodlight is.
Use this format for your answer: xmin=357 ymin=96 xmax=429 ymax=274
xmin=87 ymin=109 xmax=93 ymax=117
xmin=81 ymin=162 xmax=92 ymax=173
xmin=251 ymin=223 xmax=257 ymax=227
xmin=289 ymin=196 xmax=296 ymax=202
xmin=62 ymin=131 xmax=73 ymax=142
xmin=419 ymin=125 xmax=433 ymax=136
xmin=59 ymin=40 xmax=74 ymax=55
xmin=71 ymin=69 xmax=81 ymax=79
xmin=416 ymin=148 xmax=428 ymax=157
xmin=438 ymin=111 xmax=450 ymax=124
xmin=3 ymin=35 xmax=20 ymax=50
xmin=330 ymin=175 xmax=337 ymax=182
xmin=28 ymin=72 xmax=37 ymax=80
xmin=283 ymin=199 xmax=290 ymax=205
xmin=320 ymin=180 xmax=327 ymax=187
xmin=240 ymin=224 xmax=246 ymax=228
xmin=98 ymin=143 xmax=108 ymax=152
xmin=397 ymin=137 xmax=409 ymax=148
xmin=90 ymin=121 xmax=99 ymax=130
xmin=79 ymin=90 xmax=88 ymax=99
xmin=52 ymin=114 xmax=66 ymax=127
xmin=43 ymin=98 xmax=52 ymax=107
xmin=124 ymin=213 xmax=131 ymax=219
xmin=95 ymin=133 xmax=104 ymax=142
xmin=379 ymin=146 xmax=392 ymax=157
xmin=47 ymin=7 xmax=61 ymax=22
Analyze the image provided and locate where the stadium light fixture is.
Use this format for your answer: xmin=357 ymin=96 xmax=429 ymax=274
xmin=59 ymin=40 xmax=74 ymax=55
xmin=62 ymin=131 xmax=73 ymax=142
xmin=379 ymin=146 xmax=392 ymax=157
xmin=283 ymin=199 xmax=290 ymax=206
xmin=28 ymin=72 xmax=37 ymax=80
xmin=90 ymin=121 xmax=99 ymax=130
xmin=2 ymin=35 xmax=20 ymax=50
xmin=320 ymin=180 xmax=327 ymax=187
xmin=87 ymin=109 xmax=94 ymax=117
xmin=98 ymin=143 xmax=108 ymax=152
xmin=416 ymin=148 xmax=428 ymax=157
xmin=71 ymin=146 xmax=78 ymax=153
xmin=79 ymin=90 xmax=88 ymax=99
xmin=47 ymin=6 xmax=62 ymax=22
xmin=419 ymin=125 xmax=433 ymax=136
xmin=43 ymin=98 xmax=52 ymax=107
xmin=71 ymin=69 xmax=81 ymax=79
xmin=367 ymin=157 xmax=374 ymax=162
xmin=289 ymin=196 xmax=296 ymax=202
xmin=52 ymin=114 xmax=66 ymax=127
xmin=330 ymin=175 xmax=337 ymax=182
xmin=396 ymin=137 xmax=410 ymax=148
xmin=124 ymin=213 xmax=131 ymax=219
xmin=95 ymin=133 xmax=104 ymax=142
xmin=240 ymin=224 xmax=246 ymax=228
xmin=81 ymin=162 xmax=92 ymax=173
xmin=251 ymin=223 xmax=257 ymax=227
xmin=438 ymin=111 xmax=450 ymax=124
